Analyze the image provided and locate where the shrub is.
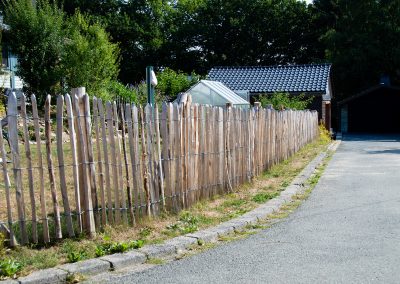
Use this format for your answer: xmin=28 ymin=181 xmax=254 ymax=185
xmin=97 ymin=81 xmax=140 ymax=103
xmin=259 ymin=92 xmax=313 ymax=110
xmin=156 ymin=68 xmax=200 ymax=102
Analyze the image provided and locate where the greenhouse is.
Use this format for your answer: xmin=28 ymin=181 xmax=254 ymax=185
xmin=186 ymin=80 xmax=250 ymax=108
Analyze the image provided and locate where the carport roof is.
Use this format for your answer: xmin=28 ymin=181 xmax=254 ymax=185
xmin=208 ymin=64 xmax=331 ymax=94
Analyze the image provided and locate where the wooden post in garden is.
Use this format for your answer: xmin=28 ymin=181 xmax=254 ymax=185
xmin=71 ymin=87 xmax=96 ymax=237
xmin=7 ymin=93 xmax=28 ymax=244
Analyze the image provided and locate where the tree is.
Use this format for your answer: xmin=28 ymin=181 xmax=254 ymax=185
xmin=314 ymin=0 xmax=400 ymax=99
xmin=4 ymin=0 xmax=65 ymax=100
xmin=63 ymin=12 xmax=119 ymax=94
xmin=4 ymin=0 xmax=119 ymax=103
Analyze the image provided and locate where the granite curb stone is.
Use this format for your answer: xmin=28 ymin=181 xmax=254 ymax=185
xmin=186 ymin=230 xmax=219 ymax=244
xmin=163 ymin=236 xmax=198 ymax=253
xmin=18 ymin=268 xmax=68 ymax=284
xmin=138 ymin=244 xmax=176 ymax=259
xmin=99 ymin=251 xmax=146 ymax=270
xmin=58 ymin=258 xmax=110 ymax=276
xmin=0 ymin=280 xmax=19 ymax=284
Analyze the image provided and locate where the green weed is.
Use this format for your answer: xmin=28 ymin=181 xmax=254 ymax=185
xmin=146 ymin=258 xmax=165 ymax=265
xmin=252 ymin=192 xmax=279 ymax=204
xmin=67 ymin=251 xmax=86 ymax=263
xmin=95 ymin=239 xmax=144 ymax=257
xmin=0 ymin=259 xmax=22 ymax=279
xmin=166 ymin=212 xmax=199 ymax=235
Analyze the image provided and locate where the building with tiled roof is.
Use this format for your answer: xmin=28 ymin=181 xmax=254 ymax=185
xmin=208 ymin=64 xmax=333 ymax=129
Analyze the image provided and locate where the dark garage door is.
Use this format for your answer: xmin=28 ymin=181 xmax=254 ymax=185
xmin=348 ymin=88 xmax=400 ymax=133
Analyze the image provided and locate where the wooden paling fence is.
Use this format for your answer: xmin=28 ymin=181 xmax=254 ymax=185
xmin=0 ymin=92 xmax=319 ymax=245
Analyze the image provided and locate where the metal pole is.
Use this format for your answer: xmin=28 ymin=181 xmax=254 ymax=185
xmin=146 ymin=66 xmax=155 ymax=105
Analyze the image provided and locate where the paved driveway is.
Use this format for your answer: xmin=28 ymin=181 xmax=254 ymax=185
xmin=95 ymin=135 xmax=400 ymax=283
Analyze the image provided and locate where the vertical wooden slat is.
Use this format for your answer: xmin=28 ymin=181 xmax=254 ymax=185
xmin=172 ymin=104 xmax=181 ymax=210
xmin=106 ymin=102 xmax=121 ymax=223
xmin=193 ymin=104 xmax=200 ymax=202
xmin=131 ymin=105 xmax=143 ymax=218
xmin=56 ymin=95 xmax=74 ymax=237
xmin=113 ymin=103 xmax=128 ymax=224
xmin=44 ymin=95 xmax=62 ymax=240
xmin=65 ymin=94 xmax=82 ymax=233
xmin=188 ymin=103 xmax=195 ymax=205
xmin=161 ymin=103 xmax=171 ymax=210
xmin=225 ymin=105 xmax=233 ymax=192
xmin=83 ymin=95 xmax=99 ymax=228
xmin=125 ymin=104 xmax=138 ymax=222
xmin=197 ymin=105 xmax=204 ymax=198
xmin=144 ymin=105 xmax=156 ymax=215
xmin=73 ymin=94 xmax=95 ymax=237
xmin=140 ymin=107 xmax=151 ymax=216
xmin=98 ymin=99 xmax=113 ymax=224
xmin=168 ymin=103 xmax=176 ymax=209
xmin=180 ymin=102 xmax=187 ymax=207
xmin=206 ymin=107 xmax=212 ymax=198
xmin=122 ymin=103 xmax=135 ymax=225
xmin=31 ymin=95 xmax=50 ymax=243
xmin=217 ymin=107 xmax=224 ymax=193
xmin=21 ymin=94 xmax=38 ymax=243
xmin=93 ymin=97 xmax=107 ymax=226
xmin=154 ymin=105 xmax=165 ymax=208
xmin=8 ymin=92 xmax=28 ymax=244
xmin=0 ymin=118 xmax=16 ymax=246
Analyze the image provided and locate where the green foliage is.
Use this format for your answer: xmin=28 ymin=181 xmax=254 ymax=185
xmin=156 ymin=68 xmax=200 ymax=102
xmin=166 ymin=211 xmax=199 ymax=235
xmin=259 ymin=92 xmax=313 ymax=110
xmin=4 ymin=0 xmax=65 ymax=102
xmin=314 ymin=0 xmax=400 ymax=98
xmin=55 ymin=0 xmax=320 ymax=82
xmin=98 ymin=80 xmax=139 ymax=103
xmin=4 ymin=0 xmax=119 ymax=104
xmin=138 ymin=227 xmax=152 ymax=239
xmin=0 ymin=233 xmax=5 ymax=257
xmin=252 ymin=192 xmax=279 ymax=204
xmin=95 ymin=239 xmax=144 ymax=257
xmin=67 ymin=250 xmax=86 ymax=263
xmin=0 ymin=259 xmax=22 ymax=279
xmin=63 ymin=12 xmax=119 ymax=95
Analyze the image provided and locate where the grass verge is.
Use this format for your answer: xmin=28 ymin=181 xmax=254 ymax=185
xmin=0 ymin=127 xmax=332 ymax=280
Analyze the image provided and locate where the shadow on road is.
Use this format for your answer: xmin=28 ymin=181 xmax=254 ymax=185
xmin=342 ymin=133 xmax=400 ymax=142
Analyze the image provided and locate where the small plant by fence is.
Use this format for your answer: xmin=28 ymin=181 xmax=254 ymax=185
xmin=0 ymin=91 xmax=319 ymax=246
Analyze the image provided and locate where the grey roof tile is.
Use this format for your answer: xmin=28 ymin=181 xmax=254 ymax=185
xmin=208 ymin=64 xmax=331 ymax=94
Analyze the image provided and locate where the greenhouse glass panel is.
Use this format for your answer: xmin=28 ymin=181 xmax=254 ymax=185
xmin=186 ymin=80 xmax=250 ymax=108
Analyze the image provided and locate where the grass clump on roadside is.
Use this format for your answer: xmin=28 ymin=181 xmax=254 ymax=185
xmin=2 ymin=129 xmax=331 ymax=278
xmin=252 ymin=192 xmax=279 ymax=203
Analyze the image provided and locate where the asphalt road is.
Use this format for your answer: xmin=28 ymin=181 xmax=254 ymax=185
xmin=96 ymin=134 xmax=400 ymax=283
